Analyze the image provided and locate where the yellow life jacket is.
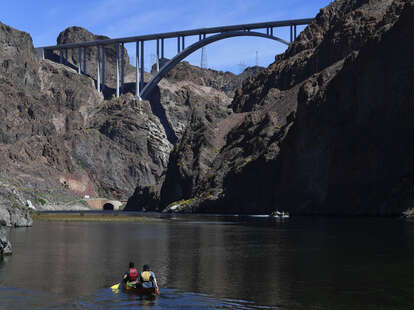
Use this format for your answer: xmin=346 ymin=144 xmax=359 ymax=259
xmin=141 ymin=271 xmax=152 ymax=282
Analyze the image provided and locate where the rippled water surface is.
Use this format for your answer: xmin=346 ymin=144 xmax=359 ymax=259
xmin=1 ymin=216 xmax=414 ymax=309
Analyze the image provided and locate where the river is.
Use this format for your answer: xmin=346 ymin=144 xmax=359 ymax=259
xmin=0 ymin=215 xmax=413 ymax=309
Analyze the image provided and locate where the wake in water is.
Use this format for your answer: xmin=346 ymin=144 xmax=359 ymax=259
xmin=0 ymin=287 xmax=279 ymax=310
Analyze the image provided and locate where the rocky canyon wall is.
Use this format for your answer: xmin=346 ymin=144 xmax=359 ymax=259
xmin=127 ymin=0 xmax=414 ymax=216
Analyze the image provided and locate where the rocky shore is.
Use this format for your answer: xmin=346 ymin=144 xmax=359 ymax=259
xmin=0 ymin=179 xmax=33 ymax=256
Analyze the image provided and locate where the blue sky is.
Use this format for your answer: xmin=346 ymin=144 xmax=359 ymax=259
xmin=1 ymin=0 xmax=330 ymax=73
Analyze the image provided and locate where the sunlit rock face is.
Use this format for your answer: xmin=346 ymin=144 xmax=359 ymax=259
xmin=125 ymin=63 xmax=265 ymax=211
xmin=0 ymin=21 xmax=173 ymax=206
xmin=133 ymin=0 xmax=414 ymax=215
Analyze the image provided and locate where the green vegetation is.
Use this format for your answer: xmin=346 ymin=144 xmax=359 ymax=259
xmin=38 ymin=198 xmax=46 ymax=205
xmin=173 ymin=197 xmax=196 ymax=207
xmin=239 ymin=157 xmax=252 ymax=168
xmin=79 ymin=200 xmax=89 ymax=207
xmin=167 ymin=197 xmax=197 ymax=212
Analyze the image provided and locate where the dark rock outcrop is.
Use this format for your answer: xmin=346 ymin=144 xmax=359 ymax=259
xmin=0 ymin=177 xmax=34 ymax=256
xmin=142 ymin=0 xmax=414 ymax=215
xmin=0 ymin=228 xmax=12 ymax=256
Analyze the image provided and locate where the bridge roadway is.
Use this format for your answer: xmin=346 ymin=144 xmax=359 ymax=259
xmin=35 ymin=18 xmax=313 ymax=100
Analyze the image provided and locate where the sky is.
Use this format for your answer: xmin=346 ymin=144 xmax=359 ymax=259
xmin=0 ymin=0 xmax=331 ymax=73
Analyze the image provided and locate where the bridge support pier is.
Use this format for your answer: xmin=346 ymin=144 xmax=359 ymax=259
xmin=102 ymin=46 xmax=105 ymax=90
xmin=140 ymin=41 xmax=144 ymax=90
xmin=182 ymin=36 xmax=185 ymax=50
xmin=83 ymin=47 xmax=87 ymax=74
xmin=156 ymin=39 xmax=160 ymax=72
xmin=177 ymin=37 xmax=180 ymax=53
xmin=78 ymin=48 xmax=81 ymax=74
xmin=294 ymin=25 xmax=297 ymax=40
xmin=135 ymin=41 xmax=141 ymax=100
xmin=59 ymin=49 xmax=63 ymax=64
xmin=121 ymin=43 xmax=125 ymax=91
xmin=116 ymin=43 xmax=120 ymax=98
xmin=161 ymin=38 xmax=164 ymax=59
xmin=97 ymin=46 xmax=101 ymax=92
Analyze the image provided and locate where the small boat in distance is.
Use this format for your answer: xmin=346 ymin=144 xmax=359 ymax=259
xmin=270 ymin=210 xmax=290 ymax=219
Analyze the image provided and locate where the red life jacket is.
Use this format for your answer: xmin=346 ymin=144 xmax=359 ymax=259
xmin=129 ymin=268 xmax=138 ymax=281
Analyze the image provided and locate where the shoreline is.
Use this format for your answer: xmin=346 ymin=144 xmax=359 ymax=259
xmin=31 ymin=212 xmax=164 ymax=223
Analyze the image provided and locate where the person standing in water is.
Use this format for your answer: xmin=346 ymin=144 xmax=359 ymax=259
xmin=140 ymin=264 xmax=159 ymax=293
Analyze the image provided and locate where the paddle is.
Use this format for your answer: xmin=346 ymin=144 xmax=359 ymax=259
xmin=111 ymin=283 xmax=120 ymax=290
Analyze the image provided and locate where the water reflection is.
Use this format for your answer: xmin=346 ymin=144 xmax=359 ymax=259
xmin=0 ymin=217 xmax=414 ymax=309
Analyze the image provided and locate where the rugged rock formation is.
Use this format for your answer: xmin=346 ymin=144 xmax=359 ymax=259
xmin=125 ymin=63 xmax=262 ymax=210
xmin=0 ymin=21 xmax=173 ymax=209
xmin=133 ymin=0 xmax=414 ymax=215
xmin=1 ymin=20 xmax=261 ymax=216
xmin=0 ymin=177 xmax=34 ymax=256
xmin=0 ymin=228 xmax=12 ymax=256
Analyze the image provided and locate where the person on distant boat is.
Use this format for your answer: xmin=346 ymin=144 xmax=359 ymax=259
xmin=271 ymin=210 xmax=282 ymax=217
xmin=123 ymin=262 xmax=139 ymax=284
xmin=140 ymin=264 xmax=159 ymax=291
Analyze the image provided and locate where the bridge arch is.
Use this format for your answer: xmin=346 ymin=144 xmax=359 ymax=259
xmin=140 ymin=31 xmax=289 ymax=99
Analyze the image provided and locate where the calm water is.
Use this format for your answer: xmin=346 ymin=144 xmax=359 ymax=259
xmin=0 ymin=216 xmax=414 ymax=309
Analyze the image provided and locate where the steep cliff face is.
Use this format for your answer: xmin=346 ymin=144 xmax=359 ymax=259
xmin=273 ymin=2 xmax=414 ymax=215
xmin=125 ymin=63 xmax=263 ymax=210
xmin=147 ymin=0 xmax=414 ymax=215
xmin=0 ymin=21 xmax=173 ymax=209
xmin=1 ymin=21 xmax=261 ymax=214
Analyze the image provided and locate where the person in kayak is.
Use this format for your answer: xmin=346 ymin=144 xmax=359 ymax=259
xmin=140 ymin=264 xmax=159 ymax=291
xmin=123 ymin=262 xmax=139 ymax=284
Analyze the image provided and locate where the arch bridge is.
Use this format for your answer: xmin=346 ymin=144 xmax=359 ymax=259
xmin=36 ymin=18 xmax=312 ymax=100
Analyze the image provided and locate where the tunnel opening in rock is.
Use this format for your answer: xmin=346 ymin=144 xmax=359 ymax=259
xmin=103 ymin=203 xmax=114 ymax=211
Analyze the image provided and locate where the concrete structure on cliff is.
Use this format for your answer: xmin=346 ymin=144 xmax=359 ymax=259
xmin=85 ymin=198 xmax=126 ymax=211
xmin=35 ymin=18 xmax=312 ymax=100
